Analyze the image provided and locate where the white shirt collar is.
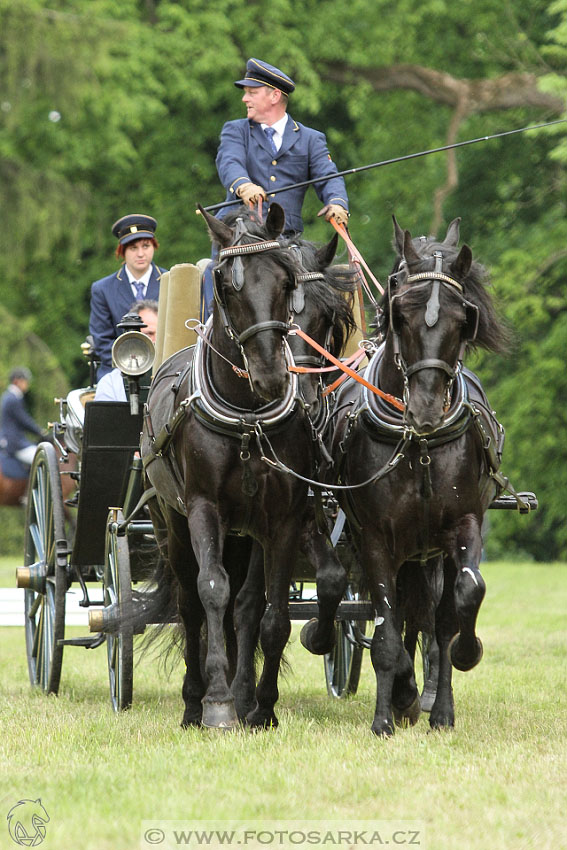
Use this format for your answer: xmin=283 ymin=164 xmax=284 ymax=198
xmin=125 ymin=265 xmax=152 ymax=292
xmin=261 ymin=114 xmax=288 ymax=150
xmin=8 ymin=384 xmax=24 ymax=400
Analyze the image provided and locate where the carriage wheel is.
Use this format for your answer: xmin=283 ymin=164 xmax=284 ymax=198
xmin=23 ymin=442 xmax=68 ymax=694
xmin=103 ymin=509 xmax=134 ymax=711
xmin=323 ymin=586 xmax=366 ymax=698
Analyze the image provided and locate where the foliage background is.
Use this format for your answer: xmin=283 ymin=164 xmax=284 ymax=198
xmin=0 ymin=0 xmax=565 ymax=559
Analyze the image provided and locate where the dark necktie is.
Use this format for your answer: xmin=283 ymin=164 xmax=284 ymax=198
xmin=264 ymin=126 xmax=278 ymax=156
xmin=134 ymin=281 xmax=145 ymax=300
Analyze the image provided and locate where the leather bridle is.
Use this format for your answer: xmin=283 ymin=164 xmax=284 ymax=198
xmin=214 ymin=240 xmax=292 ymax=346
xmin=388 ymin=250 xmax=479 ymax=409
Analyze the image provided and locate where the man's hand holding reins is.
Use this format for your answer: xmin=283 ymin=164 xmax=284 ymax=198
xmin=237 ymin=182 xmax=267 ymax=205
xmin=318 ymin=203 xmax=349 ymax=227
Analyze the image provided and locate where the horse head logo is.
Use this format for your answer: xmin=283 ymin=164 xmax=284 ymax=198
xmin=7 ymin=799 xmax=50 ymax=847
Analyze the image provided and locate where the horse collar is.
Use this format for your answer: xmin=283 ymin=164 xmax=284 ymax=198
xmin=190 ymin=329 xmax=299 ymax=433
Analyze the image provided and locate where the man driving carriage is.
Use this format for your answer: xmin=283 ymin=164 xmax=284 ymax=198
xmin=201 ymin=57 xmax=351 ymax=320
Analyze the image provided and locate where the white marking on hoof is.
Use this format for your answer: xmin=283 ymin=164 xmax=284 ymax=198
xmin=462 ymin=566 xmax=478 ymax=585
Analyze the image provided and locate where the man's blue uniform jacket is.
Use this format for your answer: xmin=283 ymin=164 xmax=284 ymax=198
xmin=89 ymin=262 xmax=164 ymax=378
xmin=215 ymin=116 xmax=349 ymax=234
xmin=0 ymin=388 xmax=43 ymax=455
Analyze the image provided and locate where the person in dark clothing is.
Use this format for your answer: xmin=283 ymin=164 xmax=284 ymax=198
xmin=201 ymin=57 xmax=350 ymax=320
xmin=89 ymin=213 xmax=165 ymax=378
xmin=0 ymin=367 xmax=44 ymax=467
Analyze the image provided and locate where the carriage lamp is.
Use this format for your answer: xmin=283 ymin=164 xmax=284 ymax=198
xmin=111 ymin=330 xmax=155 ymax=415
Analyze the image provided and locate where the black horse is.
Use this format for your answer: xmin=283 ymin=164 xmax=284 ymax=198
xmin=141 ymin=203 xmax=357 ymax=729
xmin=306 ymin=216 xmax=510 ymax=736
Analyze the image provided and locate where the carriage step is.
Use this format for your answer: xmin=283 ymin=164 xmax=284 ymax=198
xmin=58 ymin=634 xmax=105 ymax=648
xmin=288 ymin=600 xmax=373 ymax=621
xmin=489 ymin=491 xmax=538 ymax=513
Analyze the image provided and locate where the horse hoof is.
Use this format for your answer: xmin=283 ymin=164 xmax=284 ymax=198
xmin=393 ymin=695 xmax=421 ymax=728
xmin=201 ymin=700 xmax=239 ymax=730
xmin=299 ymin=618 xmax=333 ymax=656
xmin=449 ymin=634 xmax=484 ymax=671
xmin=429 ymin=713 xmax=455 ymax=731
xmin=371 ymin=719 xmax=395 ymax=738
xmin=246 ymin=709 xmax=279 ymax=729
xmin=181 ymin=714 xmax=202 ymax=729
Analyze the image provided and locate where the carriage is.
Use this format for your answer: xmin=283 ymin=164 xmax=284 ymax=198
xmin=16 ymin=205 xmax=538 ymax=731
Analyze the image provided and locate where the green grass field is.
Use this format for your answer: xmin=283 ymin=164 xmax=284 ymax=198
xmin=1 ymin=559 xmax=565 ymax=850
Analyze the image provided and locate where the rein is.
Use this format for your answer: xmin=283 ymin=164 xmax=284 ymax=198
xmin=186 ymin=318 xmax=249 ymax=379
xmin=331 ymin=219 xmax=384 ymax=302
xmin=289 ymin=325 xmax=405 ymax=412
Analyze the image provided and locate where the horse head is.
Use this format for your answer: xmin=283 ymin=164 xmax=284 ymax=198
xmin=386 ymin=216 xmax=489 ymax=434
xmin=198 ymin=203 xmax=296 ymax=402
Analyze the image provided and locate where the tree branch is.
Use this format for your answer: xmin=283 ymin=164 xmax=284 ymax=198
xmin=324 ymin=63 xmax=564 ymax=114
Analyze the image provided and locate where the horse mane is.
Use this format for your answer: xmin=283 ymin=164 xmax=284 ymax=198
xmin=287 ymin=237 xmax=358 ymax=357
xmin=382 ymin=234 xmax=511 ymax=355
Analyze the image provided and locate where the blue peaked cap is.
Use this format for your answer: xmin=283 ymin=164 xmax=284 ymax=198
xmin=234 ymin=58 xmax=295 ymax=95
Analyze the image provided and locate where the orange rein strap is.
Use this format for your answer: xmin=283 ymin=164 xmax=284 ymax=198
xmin=288 ymin=326 xmax=405 ymax=412
xmin=330 ymin=219 xmax=385 ymax=299
xmin=289 ymin=348 xmax=364 ymax=375
xmin=289 ymin=349 xmax=367 ymax=397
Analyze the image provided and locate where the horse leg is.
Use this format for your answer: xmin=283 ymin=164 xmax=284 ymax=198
xmin=230 ymin=539 xmax=265 ymax=720
xmin=391 ymin=579 xmax=421 ymax=729
xmin=300 ymin=514 xmax=347 ymax=656
xmin=187 ymin=501 xmax=238 ymax=729
xmin=247 ymin=526 xmax=298 ymax=729
xmin=447 ymin=515 xmax=486 ymax=672
xmin=223 ymin=537 xmax=254 ymax=686
xmin=363 ymin=541 xmax=410 ymax=737
xmin=428 ymin=557 xmax=458 ymax=729
xmin=159 ymin=506 xmax=206 ymax=728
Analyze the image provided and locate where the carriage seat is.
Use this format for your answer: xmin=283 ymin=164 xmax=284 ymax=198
xmin=63 ymin=387 xmax=96 ymax=455
xmin=332 ymin=264 xmax=365 ymax=358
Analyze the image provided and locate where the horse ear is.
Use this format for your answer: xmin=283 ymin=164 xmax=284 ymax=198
xmin=314 ymin=232 xmax=339 ymax=269
xmin=403 ymin=229 xmax=421 ymax=266
xmin=443 ymin=217 xmax=461 ymax=247
xmin=197 ymin=204 xmax=234 ymax=248
xmin=265 ymin=203 xmax=285 ymax=238
xmin=392 ymin=215 xmax=405 ymax=255
xmin=451 ymin=244 xmax=473 ymax=279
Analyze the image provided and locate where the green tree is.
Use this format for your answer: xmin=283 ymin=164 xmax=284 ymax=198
xmin=1 ymin=0 xmax=565 ymax=558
